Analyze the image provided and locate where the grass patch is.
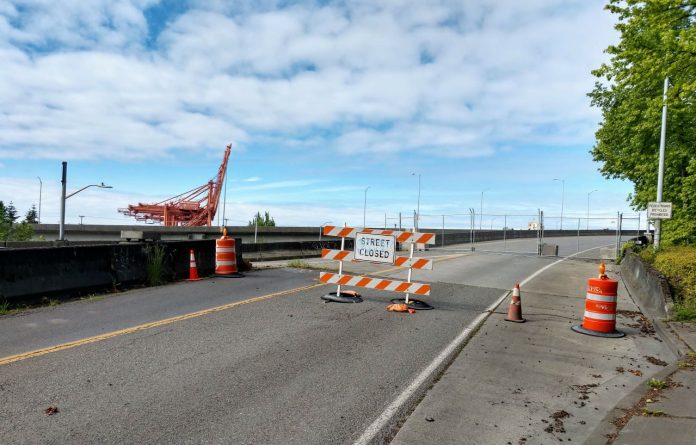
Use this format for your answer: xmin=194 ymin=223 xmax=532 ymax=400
xmin=634 ymin=245 xmax=696 ymax=323
xmin=672 ymin=300 xmax=696 ymax=322
xmin=81 ymin=293 xmax=104 ymax=302
xmin=647 ymin=378 xmax=669 ymax=390
xmin=287 ymin=259 xmax=336 ymax=271
xmin=145 ymin=243 xmax=167 ymax=286
xmin=641 ymin=408 xmax=667 ymax=417
xmin=0 ymin=299 xmax=10 ymax=315
xmin=617 ymin=241 xmax=636 ymax=264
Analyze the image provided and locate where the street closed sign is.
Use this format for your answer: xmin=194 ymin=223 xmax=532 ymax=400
xmin=355 ymin=232 xmax=396 ymax=264
xmin=647 ymin=202 xmax=672 ymax=219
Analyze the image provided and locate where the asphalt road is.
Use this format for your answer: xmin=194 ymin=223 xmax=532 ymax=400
xmin=0 ymin=236 xmax=616 ymax=444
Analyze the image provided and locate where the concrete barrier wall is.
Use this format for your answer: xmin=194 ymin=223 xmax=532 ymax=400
xmin=26 ymin=224 xmax=636 ymax=245
xmin=0 ymin=240 xmax=237 ymax=304
xmin=0 ymin=239 xmax=351 ymax=303
xmin=620 ymin=252 xmax=673 ymax=319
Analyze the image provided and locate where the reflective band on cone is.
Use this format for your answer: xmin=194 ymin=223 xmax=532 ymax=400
xmin=572 ymin=276 xmax=624 ymax=338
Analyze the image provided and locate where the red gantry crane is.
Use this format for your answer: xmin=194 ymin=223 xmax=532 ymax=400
xmin=119 ymin=144 xmax=231 ymax=226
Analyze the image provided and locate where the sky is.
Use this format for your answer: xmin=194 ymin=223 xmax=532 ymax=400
xmin=0 ymin=0 xmax=642 ymax=230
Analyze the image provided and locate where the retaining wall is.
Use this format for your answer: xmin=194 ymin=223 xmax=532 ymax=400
xmin=620 ymin=252 xmax=673 ymax=319
xmin=0 ymin=240 xmax=236 ymax=304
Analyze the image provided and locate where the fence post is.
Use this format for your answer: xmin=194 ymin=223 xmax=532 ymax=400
xmin=577 ymin=218 xmax=581 ymax=253
xmin=399 ymin=212 xmax=402 ymax=231
xmin=441 ymin=215 xmax=445 ymax=247
xmin=503 ymin=215 xmax=507 ymax=250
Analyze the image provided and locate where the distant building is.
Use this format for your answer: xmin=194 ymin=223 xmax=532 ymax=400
xmin=528 ymin=221 xmax=539 ymax=230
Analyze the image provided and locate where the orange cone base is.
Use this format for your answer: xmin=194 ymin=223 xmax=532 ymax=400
xmin=505 ymin=316 xmax=526 ymax=323
xmin=571 ymin=325 xmax=625 ymax=338
xmin=390 ymin=298 xmax=434 ymax=311
xmin=187 ymin=277 xmax=201 ymax=282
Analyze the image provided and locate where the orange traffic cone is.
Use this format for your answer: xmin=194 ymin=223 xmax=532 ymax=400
xmin=187 ymin=249 xmax=200 ymax=281
xmin=504 ymin=284 xmax=525 ymax=323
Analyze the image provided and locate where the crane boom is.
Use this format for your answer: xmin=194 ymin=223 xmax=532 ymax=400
xmin=119 ymin=144 xmax=232 ymax=226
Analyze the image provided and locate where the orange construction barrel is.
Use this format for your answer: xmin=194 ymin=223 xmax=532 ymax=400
xmin=571 ymin=270 xmax=624 ymax=338
xmin=215 ymin=228 xmax=243 ymax=278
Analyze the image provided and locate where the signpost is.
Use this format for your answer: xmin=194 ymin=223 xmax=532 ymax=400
xmin=647 ymin=202 xmax=672 ymax=220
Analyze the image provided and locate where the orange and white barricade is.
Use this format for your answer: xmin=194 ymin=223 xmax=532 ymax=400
xmin=215 ymin=228 xmax=243 ymax=278
xmin=320 ymin=224 xmax=436 ymax=310
xmin=571 ymin=263 xmax=624 ymax=338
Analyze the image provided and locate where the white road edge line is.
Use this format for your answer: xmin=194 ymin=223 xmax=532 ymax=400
xmin=353 ymin=244 xmax=610 ymax=445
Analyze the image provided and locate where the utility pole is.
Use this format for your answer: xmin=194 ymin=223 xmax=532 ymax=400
xmin=59 ymin=162 xmax=67 ymax=241
xmin=655 ymin=77 xmax=668 ymax=250
xmin=37 ymin=176 xmax=42 ymax=224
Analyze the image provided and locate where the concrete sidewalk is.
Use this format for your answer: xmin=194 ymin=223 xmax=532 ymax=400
xmin=391 ymin=258 xmax=690 ymax=444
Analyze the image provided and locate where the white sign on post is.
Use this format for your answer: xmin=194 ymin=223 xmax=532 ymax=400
xmin=355 ymin=232 xmax=396 ymax=264
xmin=647 ymin=202 xmax=672 ymax=219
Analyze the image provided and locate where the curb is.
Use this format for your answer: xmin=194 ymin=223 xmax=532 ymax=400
xmin=653 ymin=318 xmax=689 ymax=358
xmin=584 ymin=363 xmax=680 ymax=445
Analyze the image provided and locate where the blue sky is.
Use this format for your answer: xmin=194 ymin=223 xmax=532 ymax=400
xmin=0 ymin=0 xmax=640 ymax=229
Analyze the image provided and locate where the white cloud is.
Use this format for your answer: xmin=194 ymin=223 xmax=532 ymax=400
xmin=0 ymin=0 xmax=617 ymax=161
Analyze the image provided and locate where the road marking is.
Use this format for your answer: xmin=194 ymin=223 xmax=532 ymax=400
xmin=0 ymin=253 xmax=468 ymax=368
xmin=0 ymin=282 xmax=326 ymax=367
xmin=353 ymin=244 xmax=608 ymax=445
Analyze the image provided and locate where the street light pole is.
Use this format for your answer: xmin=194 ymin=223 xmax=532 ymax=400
xmin=554 ymin=178 xmax=565 ymax=230
xmin=480 ymin=188 xmax=489 ymax=230
xmin=59 ymin=162 xmax=67 ymax=240
xmin=363 ymin=186 xmax=370 ymax=228
xmin=587 ymin=189 xmax=598 ymax=230
xmin=655 ymin=76 xmax=669 ymax=250
xmin=37 ymin=176 xmax=42 ymax=224
xmin=412 ymin=173 xmax=421 ymax=230
xmin=58 ymin=161 xmax=112 ymax=241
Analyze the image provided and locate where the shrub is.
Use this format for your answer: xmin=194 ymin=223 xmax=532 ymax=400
xmin=145 ymin=243 xmax=167 ymax=286
xmin=637 ymin=246 xmax=656 ymax=264
xmin=617 ymin=241 xmax=636 ymax=264
xmin=653 ymin=247 xmax=696 ymax=305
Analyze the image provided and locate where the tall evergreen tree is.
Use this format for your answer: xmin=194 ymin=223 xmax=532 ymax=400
xmin=25 ymin=204 xmax=38 ymax=224
xmin=5 ymin=201 xmax=18 ymax=224
xmin=0 ymin=201 xmax=7 ymax=224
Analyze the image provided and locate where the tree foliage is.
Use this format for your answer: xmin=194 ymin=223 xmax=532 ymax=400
xmin=590 ymin=0 xmax=696 ymax=245
xmin=248 ymin=211 xmax=276 ymax=227
xmin=0 ymin=200 xmax=34 ymax=241
xmin=25 ymin=204 xmax=38 ymax=224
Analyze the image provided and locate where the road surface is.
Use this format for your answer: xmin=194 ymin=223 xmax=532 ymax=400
xmin=0 ymin=236 xmax=616 ymax=444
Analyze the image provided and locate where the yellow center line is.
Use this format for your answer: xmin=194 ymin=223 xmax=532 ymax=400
xmin=0 ymin=253 xmax=467 ymax=367
xmin=0 ymin=282 xmax=327 ymax=367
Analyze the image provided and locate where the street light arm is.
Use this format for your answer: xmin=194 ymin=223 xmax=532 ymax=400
xmin=66 ymin=183 xmax=112 ymax=199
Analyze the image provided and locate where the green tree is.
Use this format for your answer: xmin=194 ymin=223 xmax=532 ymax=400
xmin=24 ymin=204 xmax=38 ymax=224
xmin=0 ymin=201 xmax=34 ymax=241
xmin=5 ymin=201 xmax=18 ymax=223
xmin=589 ymin=0 xmax=696 ymax=245
xmin=248 ymin=211 xmax=276 ymax=227
xmin=0 ymin=201 xmax=7 ymax=224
